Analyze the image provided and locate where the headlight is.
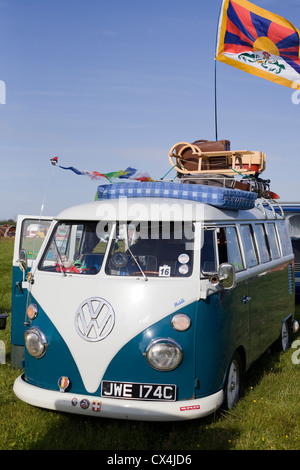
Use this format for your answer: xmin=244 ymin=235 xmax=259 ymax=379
xmin=145 ymin=338 xmax=183 ymax=371
xmin=25 ymin=327 xmax=48 ymax=358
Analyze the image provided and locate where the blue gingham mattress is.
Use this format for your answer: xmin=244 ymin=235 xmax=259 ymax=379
xmin=96 ymin=182 xmax=257 ymax=210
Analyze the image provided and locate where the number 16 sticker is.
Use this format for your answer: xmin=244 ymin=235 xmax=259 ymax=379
xmin=159 ymin=265 xmax=171 ymax=277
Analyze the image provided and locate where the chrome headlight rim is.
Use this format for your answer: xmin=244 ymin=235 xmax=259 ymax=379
xmin=25 ymin=326 xmax=48 ymax=358
xmin=145 ymin=337 xmax=183 ymax=371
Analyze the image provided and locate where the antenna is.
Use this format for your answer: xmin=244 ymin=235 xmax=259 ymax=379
xmin=28 ymin=157 xmax=58 ymax=278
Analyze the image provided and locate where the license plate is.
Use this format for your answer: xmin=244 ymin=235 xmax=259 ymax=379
xmin=101 ymin=381 xmax=177 ymax=401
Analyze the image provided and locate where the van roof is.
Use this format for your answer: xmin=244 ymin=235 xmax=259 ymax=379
xmin=56 ymin=198 xmax=281 ymax=223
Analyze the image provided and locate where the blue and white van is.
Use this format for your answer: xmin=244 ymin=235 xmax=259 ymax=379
xmin=12 ymin=182 xmax=297 ymax=420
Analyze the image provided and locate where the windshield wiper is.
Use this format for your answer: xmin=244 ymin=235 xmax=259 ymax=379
xmin=126 ymin=245 xmax=148 ymax=281
xmin=53 ymin=237 xmax=67 ymax=277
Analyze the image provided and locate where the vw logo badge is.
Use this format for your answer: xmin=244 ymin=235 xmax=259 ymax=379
xmin=75 ymin=297 xmax=115 ymax=342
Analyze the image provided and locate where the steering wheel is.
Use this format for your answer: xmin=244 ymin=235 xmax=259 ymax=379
xmin=111 ymin=252 xmax=128 ymax=268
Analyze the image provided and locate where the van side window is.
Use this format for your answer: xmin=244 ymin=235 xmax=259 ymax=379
xmin=277 ymin=221 xmax=293 ymax=256
xmin=254 ymin=224 xmax=271 ymax=263
xmin=266 ymin=223 xmax=280 ymax=259
xmin=226 ymin=226 xmax=244 ymax=271
xmin=239 ymin=224 xmax=258 ymax=268
xmin=201 ymin=228 xmax=217 ymax=274
xmin=217 ymin=226 xmax=244 ymax=272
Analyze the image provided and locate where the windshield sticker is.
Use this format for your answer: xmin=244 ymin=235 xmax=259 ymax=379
xmin=178 ymin=253 xmax=190 ymax=264
xmin=159 ymin=265 xmax=171 ymax=277
xmin=178 ymin=264 xmax=189 ymax=275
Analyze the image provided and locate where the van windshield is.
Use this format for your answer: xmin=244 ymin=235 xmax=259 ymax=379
xmin=39 ymin=221 xmax=109 ymax=275
xmin=105 ymin=221 xmax=194 ymax=278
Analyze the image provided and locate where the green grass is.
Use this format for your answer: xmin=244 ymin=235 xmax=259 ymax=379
xmin=0 ymin=237 xmax=300 ymax=450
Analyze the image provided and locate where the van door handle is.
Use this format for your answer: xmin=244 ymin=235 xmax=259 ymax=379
xmin=241 ymin=295 xmax=251 ymax=305
xmin=15 ymin=281 xmax=24 ymax=295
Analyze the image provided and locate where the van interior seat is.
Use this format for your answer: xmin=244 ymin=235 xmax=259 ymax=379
xmin=81 ymin=253 xmax=104 ymax=273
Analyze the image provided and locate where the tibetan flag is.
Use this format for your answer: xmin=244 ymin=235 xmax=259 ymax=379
xmin=216 ymin=0 xmax=300 ymax=89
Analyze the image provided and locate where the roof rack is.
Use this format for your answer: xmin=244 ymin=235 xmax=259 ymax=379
xmin=256 ymin=198 xmax=285 ymax=218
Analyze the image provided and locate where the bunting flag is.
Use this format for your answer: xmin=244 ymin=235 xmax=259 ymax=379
xmin=58 ymin=165 xmax=154 ymax=184
xmin=216 ymin=0 xmax=300 ymax=89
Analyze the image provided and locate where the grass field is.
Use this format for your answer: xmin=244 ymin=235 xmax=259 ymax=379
xmin=0 ymin=237 xmax=300 ymax=451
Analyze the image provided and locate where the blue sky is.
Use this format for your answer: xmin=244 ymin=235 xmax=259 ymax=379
xmin=1 ymin=0 xmax=300 ymax=220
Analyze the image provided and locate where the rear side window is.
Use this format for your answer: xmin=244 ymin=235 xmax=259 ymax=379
xmin=266 ymin=223 xmax=280 ymax=259
xmin=254 ymin=224 xmax=271 ymax=263
xmin=239 ymin=225 xmax=258 ymax=268
xmin=224 ymin=226 xmax=244 ymax=271
xmin=277 ymin=221 xmax=293 ymax=256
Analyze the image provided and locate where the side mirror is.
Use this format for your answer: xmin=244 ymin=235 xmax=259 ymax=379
xmin=218 ymin=262 xmax=236 ymax=289
xmin=17 ymin=249 xmax=28 ymax=272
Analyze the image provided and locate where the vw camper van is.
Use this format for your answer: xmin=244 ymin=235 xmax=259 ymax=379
xmin=12 ymin=180 xmax=297 ymax=421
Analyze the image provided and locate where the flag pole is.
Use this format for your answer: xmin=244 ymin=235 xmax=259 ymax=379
xmin=214 ymin=0 xmax=223 ymax=142
xmin=214 ymin=59 xmax=218 ymax=141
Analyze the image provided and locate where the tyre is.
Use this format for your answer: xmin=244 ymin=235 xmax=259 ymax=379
xmin=279 ymin=321 xmax=290 ymax=352
xmin=224 ymin=352 xmax=242 ymax=410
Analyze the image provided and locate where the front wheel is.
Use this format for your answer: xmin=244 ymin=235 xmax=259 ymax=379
xmin=224 ymin=352 xmax=242 ymax=410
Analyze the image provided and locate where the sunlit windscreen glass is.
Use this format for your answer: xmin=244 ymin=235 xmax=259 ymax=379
xmin=105 ymin=221 xmax=194 ymax=277
xmin=39 ymin=221 xmax=110 ymax=274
